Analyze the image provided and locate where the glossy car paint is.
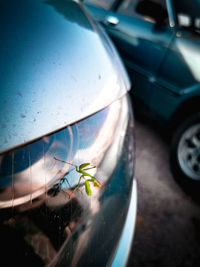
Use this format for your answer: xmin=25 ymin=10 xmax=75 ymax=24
xmin=0 ymin=0 xmax=130 ymax=154
xmin=0 ymin=0 xmax=136 ymax=266
xmin=85 ymin=0 xmax=200 ymax=130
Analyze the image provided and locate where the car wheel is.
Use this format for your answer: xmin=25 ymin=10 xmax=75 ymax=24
xmin=170 ymin=113 xmax=200 ymax=190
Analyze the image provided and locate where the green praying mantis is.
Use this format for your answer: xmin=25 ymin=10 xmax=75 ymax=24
xmin=54 ymin=157 xmax=101 ymax=196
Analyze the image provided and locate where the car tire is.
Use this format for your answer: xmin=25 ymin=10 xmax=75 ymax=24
xmin=170 ymin=113 xmax=200 ymax=193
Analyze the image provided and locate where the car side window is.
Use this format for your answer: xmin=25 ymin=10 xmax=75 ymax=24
xmin=84 ymin=0 xmax=115 ymax=10
xmin=117 ymin=0 xmax=169 ymax=24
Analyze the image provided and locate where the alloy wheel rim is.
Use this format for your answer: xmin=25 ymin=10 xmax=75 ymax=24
xmin=178 ymin=123 xmax=200 ymax=180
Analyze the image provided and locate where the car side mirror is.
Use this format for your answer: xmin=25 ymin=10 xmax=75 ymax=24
xmin=135 ymin=0 xmax=167 ymax=24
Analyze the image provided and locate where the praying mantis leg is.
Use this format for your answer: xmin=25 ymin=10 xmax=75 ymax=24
xmin=54 ymin=157 xmax=78 ymax=170
xmin=73 ymin=175 xmax=85 ymax=193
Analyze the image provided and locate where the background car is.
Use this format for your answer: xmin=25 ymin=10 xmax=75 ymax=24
xmin=84 ymin=0 xmax=200 ymax=189
xmin=0 ymin=0 xmax=136 ymax=266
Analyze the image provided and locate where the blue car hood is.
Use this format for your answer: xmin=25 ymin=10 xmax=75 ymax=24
xmin=0 ymin=0 xmax=130 ymax=153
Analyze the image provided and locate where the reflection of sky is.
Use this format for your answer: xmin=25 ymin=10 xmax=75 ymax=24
xmin=178 ymin=14 xmax=191 ymax=27
xmin=195 ymin=18 xmax=200 ymax=29
xmin=76 ymin=107 xmax=108 ymax=149
xmin=178 ymin=41 xmax=200 ymax=82
xmin=76 ymin=99 xmax=121 ymax=167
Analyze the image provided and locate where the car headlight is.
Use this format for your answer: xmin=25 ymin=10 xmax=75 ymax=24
xmin=0 ymin=95 xmax=133 ymax=209
xmin=0 ymin=94 xmax=135 ymax=266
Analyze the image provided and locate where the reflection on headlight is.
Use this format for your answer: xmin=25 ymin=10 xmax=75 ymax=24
xmin=0 ymin=96 xmax=129 ymax=208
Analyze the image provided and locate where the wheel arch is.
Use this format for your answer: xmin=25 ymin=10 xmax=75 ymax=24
xmin=169 ymin=96 xmax=200 ymax=137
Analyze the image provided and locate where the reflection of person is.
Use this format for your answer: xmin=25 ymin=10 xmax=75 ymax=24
xmin=25 ymin=190 xmax=84 ymax=250
xmin=0 ymin=188 xmax=83 ymax=266
xmin=0 ymin=223 xmax=44 ymax=266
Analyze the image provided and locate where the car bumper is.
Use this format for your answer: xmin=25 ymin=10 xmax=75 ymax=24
xmin=111 ymin=178 xmax=137 ymax=267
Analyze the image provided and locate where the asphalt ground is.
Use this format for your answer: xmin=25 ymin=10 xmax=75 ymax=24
xmin=127 ymin=118 xmax=200 ymax=267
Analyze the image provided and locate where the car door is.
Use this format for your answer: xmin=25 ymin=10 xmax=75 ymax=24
xmin=85 ymin=0 xmax=175 ymax=114
xmin=144 ymin=0 xmax=200 ymax=124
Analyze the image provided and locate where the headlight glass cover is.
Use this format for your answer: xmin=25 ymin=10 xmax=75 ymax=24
xmin=0 ymin=95 xmax=132 ymax=208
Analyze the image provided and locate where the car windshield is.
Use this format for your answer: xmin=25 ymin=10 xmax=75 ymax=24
xmin=173 ymin=0 xmax=200 ymax=33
